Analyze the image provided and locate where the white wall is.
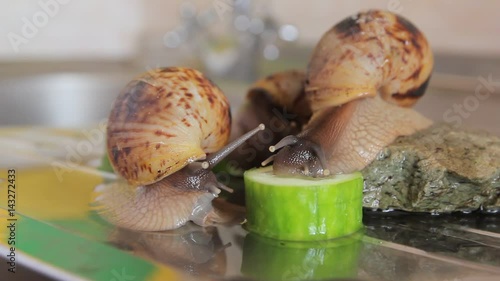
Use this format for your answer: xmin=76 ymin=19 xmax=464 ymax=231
xmin=1 ymin=0 xmax=499 ymax=61
xmin=270 ymin=0 xmax=500 ymax=56
xmin=142 ymin=0 xmax=500 ymax=57
xmin=0 ymin=0 xmax=143 ymax=61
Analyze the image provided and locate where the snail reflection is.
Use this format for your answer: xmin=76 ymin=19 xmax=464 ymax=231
xmin=107 ymin=224 xmax=229 ymax=276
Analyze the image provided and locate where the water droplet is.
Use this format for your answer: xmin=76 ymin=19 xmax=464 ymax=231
xmin=279 ymin=24 xmax=299 ymax=42
xmin=197 ymin=10 xmax=216 ymax=26
xmin=249 ymin=18 xmax=265 ymax=34
xmin=430 ymin=210 xmax=441 ymax=216
xmin=263 ymin=44 xmax=279 ymax=60
xmin=234 ymin=15 xmax=251 ymax=31
xmin=234 ymin=0 xmax=250 ymax=9
xmin=180 ymin=2 xmax=197 ymax=19
xmin=163 ymin=31 xmax=181 ymax=48
xmin=484 ymin=207 xmax=499 ymax=214
xmin=261 ymin=29 xmax=277 ymax=43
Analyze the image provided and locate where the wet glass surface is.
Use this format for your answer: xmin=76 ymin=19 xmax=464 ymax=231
xmin=106 ymin=211 xmax=500 ymax=281
xmin=0 ymin=127 xmax=499 ymax=281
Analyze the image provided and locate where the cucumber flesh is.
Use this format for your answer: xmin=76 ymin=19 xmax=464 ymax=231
xmin=244 ymin=166 xmax=363 ymax=241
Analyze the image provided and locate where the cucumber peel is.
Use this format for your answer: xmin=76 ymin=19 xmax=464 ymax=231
xmin=244 ymin=166 xmax=363 ymax=241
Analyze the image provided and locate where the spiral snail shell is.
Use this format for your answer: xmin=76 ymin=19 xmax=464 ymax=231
xmin=94 ymin=67 xmax=264 ymax=231
xmin=227 ymin=70 xmax=311 ymax=173
xmin=268 ymin=10 xmax=434 ymax=177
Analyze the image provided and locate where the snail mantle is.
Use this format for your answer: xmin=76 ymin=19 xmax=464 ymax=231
xmin=362 ymin=123 xmax=500 ymax=213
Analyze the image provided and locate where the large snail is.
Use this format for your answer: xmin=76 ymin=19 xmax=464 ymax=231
xmin=94 ymin=67 xmax=264 ymax=231
xmin=267 ymin=10 xmax=434 ymax=177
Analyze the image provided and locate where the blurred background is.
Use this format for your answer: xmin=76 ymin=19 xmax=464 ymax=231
xmin=0 ymin=0 xmax=499 ymax=134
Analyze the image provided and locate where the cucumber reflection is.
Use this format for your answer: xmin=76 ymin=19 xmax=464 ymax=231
xmin=241 ymin=231 xmax=363 ymax=281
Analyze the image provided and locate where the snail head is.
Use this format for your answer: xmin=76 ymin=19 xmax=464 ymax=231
xmin=265 ymin=135 xmax=330 ymax=178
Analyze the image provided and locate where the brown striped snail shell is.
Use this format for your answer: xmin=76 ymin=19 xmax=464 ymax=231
xmin=226 ymin=70 xmax=311 ymax=174
xmin=107 ymin=67 xmax=231 ymax=185
xmin=268 ymin=10 xmax=434 ymax=177
xmin=94 ymin=67 xmax=264 ymax=231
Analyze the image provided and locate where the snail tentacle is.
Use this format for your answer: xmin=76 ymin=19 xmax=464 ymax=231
xmin=216 ymin=182 xmax=234 ymax=194
xmin=261 ymin=154 xmax=276 ymax=167
xmin=269 ymin=135 xmax=299 ymax=153
xmin=202 ymin=124 xmax=265 ymax=169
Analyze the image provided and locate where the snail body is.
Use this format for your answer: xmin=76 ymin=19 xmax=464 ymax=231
xmin=270 ymin=10 xmax=433 ymax=177
xmin=94 ymin=67 xmax=264 ymax=231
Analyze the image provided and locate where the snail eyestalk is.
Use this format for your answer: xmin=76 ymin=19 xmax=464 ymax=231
xmin=202 ymin=124 xmax=265 ymax=169
xmin=217 ymin=182 xmax=234 ymax=194
xmin=269 ymin=135 xmax=299 ymax=153
xmin=261 ymin=154 xmax=276 ymax=167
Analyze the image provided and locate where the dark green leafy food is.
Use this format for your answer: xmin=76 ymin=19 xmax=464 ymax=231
xmin=241 ymin=232 xmax=362 ymax=281
xmin=362 ymin=124 xmax=500 ymax=213
xmin=244 ymin=167 xmax=363 ymax=241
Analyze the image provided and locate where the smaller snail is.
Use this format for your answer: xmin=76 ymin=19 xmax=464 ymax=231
xmin=268 ymin=10 xmax=433 ymax=177
xmin=94 ymin=67 xmax=264 ymax=231
xmin=227 ymin=70 xmax=311 ymax=173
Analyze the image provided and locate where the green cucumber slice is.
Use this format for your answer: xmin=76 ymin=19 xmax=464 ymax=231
xmin=244 ymin=166 xmax=363 ymax=241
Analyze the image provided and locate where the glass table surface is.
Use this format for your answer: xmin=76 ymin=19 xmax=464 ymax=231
xmin=0 ymin=127 xmax=498 ymax=281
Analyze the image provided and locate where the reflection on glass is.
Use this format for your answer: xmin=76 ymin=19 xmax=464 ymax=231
xmin=107 ymin=224 xmax=229 ymax=277
xmin=241 ymin=231 xmax=363 ymax=281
